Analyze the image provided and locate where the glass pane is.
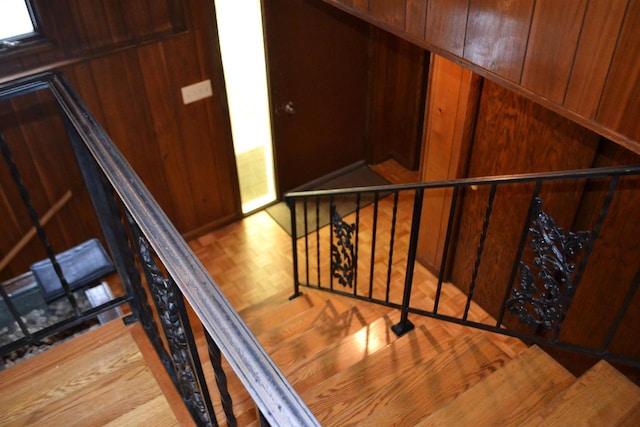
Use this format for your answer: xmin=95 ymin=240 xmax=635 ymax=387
xmin=215 ymin=0 xmax=277 ymax=214
xmin=0 ymin=0 xmax=34 ymax=40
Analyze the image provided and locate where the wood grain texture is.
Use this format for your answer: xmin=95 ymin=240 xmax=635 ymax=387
xmin=1 ymin=0 xmax=185 ymax=80
xmin=1 ymin=0 xmax=241 ymax=261
xmin=353 ymin=0 xmax=369 ymax=12
xmin=425 ymin=0 xmax=470 ymax=56
xmin=368 ymin=0 xmax=406 ymax=28
xmin=419 ymin=346 xmax=576 ymax=426
xmin=417 ymin=55 xmax=481 ymax=273
xmin=0 ymin=321 xmax=184 ymax=426
xmin=449 ymin=80 xmax=600 ymax=319
xmin=464 ymin=0 xmax=534 ymax=83
xmin=564 ymin=0 xmax=629 ymax=118
xmin=521 ymin=361 xmax=640 ymax=426
xmin=521 ymin=0 xmax=588 ymax=103
xmin=0 ymin=91 xmax=104 ymax=279
xmin=367 ymin=28 xmax=428 ymax=169
xmin=596 ymin=0 xmax=640 ymax=144
xmin=264 ymin=0 xmax=369 ymax=193
xmin=556 ymin=141 xmax=640 ymax=373
xmin=405 ymin=0 xmax=427 ymax=39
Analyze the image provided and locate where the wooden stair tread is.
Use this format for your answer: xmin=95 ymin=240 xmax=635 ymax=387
xmin=522 ymin=360 xmax=640 ymax=426
xmin=616 ymin=400 xmax=640 ymax=426
xmin=303 ymin=326 xmax=507 ymax=425
xmin=0 ymin=321 xmax=185 ymax=426
xmin=245 ymin=290 xmax=340 ymax=336
xmin=249 ymin=292 xmax=356 ymax=347
xmin=267 ymin=300 xmax=391 ymax=368
xmin=237 ymin=288 xmax=297 ymax=323
xmin=340 ymin=336 xmax=508 ymax=426
xmin=286 ymin=313 xmax=452 ymax=394
xmin=418 ymin=345 xmax=576 ymax=426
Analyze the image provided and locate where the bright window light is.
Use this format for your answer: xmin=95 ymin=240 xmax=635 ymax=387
xmin=0 ymin=0 xmax=34 ymax=41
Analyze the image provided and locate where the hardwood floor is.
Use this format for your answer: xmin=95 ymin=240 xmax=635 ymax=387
xmin=0 ymin=320 xmax=194 ymax=426
xmin=2 ymin=159 xmax=639 ymax=425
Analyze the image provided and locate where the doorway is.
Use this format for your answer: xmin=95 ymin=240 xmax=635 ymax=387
xmin=214 ymin=0 xmax=276 ymax=214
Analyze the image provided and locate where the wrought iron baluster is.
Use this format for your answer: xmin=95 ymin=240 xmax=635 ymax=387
xmin=66 ymin=120 xmax=143 ymax=321
xmin=463 ymin=184 xmax=497 ymax=321
xmin=206 ymin=332 xmax=236 ymax=427
xmin=315 ymin=195 xmax=320 ymax=287
xmin=288 ymin=198 xmax=300 ymax=299
xmin=551 ymin=176 xmax=619 ymax=342
xmin=369 ymin=192 xmax=380 ymax=299
xmin=304 ymin=197 xmax=309 ymax=285
xmin=600 ymin=268 xmax=640 ymax=353
xmin=385 ymin=191 xmax=399 ymax=303
xmin=330 ymin=207 xmax=356 ymax=289
xmin=505 ymin=197 xmax=591 ymax=333
xmin=0 ymin=282 xmax=31 ymax=339
xmin=330 ymin=196 xmax=335 ymax=291
xmin=125 ymin=213 xmax=180 ymax=380
xmin=496 ymin=181 xmax=543 ymax=328
xmin=0 ymin=132 xmax=80 ymax=315
xmin=133 ymin=233 xmax=217 ymax=426
xmin=434 ymin=186 xmax=460 ymax=314
xmin=392 ymin=188 xmax=424 ymax=336
xmin=354 ymin=193 xmax=361 ymax=296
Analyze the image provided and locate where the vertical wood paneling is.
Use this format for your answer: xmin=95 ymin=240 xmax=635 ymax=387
xmin=521 ymin=0 xmax=588 ymax=103
xmin=464 ymin=0 xmax=534 ymax=83
xmin=162 ymin=32 xmax=232 ymax=226
xmin=353 ymin=0 xmax=369 ymax=12
xmin=84 ymin=52 xmax=177 ymax=222
xmin=0 ymin=92 xmax=103 ymax=279
xmin=135 ymin=42 xmax=198 ymax=232
xmin=555 ymin=141 xmax=640 ymax=372
xmin=368 ymin=0 xmax=406 ymax=28
xmin=449 ymin=80 xmax=600 ymax=318
xmin=563 ymin=0 xmax=629 ymax=118
xmin=597 ymin=0 xmax=640 ymax=144
xmin=367 ymin=29 xmax=428 ymax=169
xmin=417 ymin=55 xmax=481 ymax=272
xmin=425 ymin=0 xmax=470 ymax=56
xmin=405 ymin=0 xmax=427 ymax=39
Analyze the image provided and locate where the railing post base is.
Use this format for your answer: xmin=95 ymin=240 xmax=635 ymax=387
xmin=391 ymin=319 xmax=415 ymax=337
xmin=289 ymin=291 xmax=302 ymax=300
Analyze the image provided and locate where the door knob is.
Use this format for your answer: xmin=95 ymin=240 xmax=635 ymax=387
xmin=284 ymin=101 xmax=296 ymax=115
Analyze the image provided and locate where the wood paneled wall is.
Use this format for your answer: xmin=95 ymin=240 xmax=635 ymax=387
xmin=0 ymin=0 xmax=239 ymax=279
xmin=417 ymin=56 xmax=640 ymax=375
xmin=367 ymin=28 xmax=428 ymax=170
xmin=322 ymin=0 xmax=640 ymax=154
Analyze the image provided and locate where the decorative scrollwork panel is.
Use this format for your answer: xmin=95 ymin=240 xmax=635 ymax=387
xmin=331 ymin=209 xmax=356 ymax=288
xmin=506 ymin=198 xmax=590 ymax=333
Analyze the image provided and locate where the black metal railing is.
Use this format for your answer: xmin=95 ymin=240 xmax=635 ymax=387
xmin=0 ymin=72 xmax=319 ymax=426
xmin=286 ymin=165 xmax=640 ymax=368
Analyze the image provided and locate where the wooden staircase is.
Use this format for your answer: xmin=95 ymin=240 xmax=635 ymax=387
xmin=221 ymin=287 xmax=640 ymax=426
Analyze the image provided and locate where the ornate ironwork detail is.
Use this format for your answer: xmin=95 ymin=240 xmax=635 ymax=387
xmin=137 ymin=236 xmax=213 ymax=426
xmin=506 ymin=198 xmax=590 ymax=332
xmin=331 ymin=209 xmax=356 ymax=288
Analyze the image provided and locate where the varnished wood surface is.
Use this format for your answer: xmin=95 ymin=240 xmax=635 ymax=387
xmin=1 ymin=0 xmax=241 ymax=251
xmin=464 ymin=0 xmax=534 ymax=83
xmin=323 ymin=0 xmax=640 ymax=153
xmin=0 ymin=320 xmax=193 ymax=426
xmin=417 ymin=54 xmax=481 ymax=273
xmin=367 ymin=28 xmax=428 ymax=170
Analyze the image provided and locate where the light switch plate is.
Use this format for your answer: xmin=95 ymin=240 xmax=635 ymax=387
xmin=181 ymin=79 xmax=213 ymax=104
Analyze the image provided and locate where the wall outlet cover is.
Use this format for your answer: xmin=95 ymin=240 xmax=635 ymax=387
xmin=181 ymin=79 xmax=213 ymax=104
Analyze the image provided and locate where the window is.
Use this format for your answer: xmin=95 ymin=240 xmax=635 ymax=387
xmin=0 ymin=0 xmax=36 ymax=47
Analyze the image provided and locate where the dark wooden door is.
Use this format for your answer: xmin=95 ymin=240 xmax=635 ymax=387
xmin=262 ymin=0 xmax=370 ymax=193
